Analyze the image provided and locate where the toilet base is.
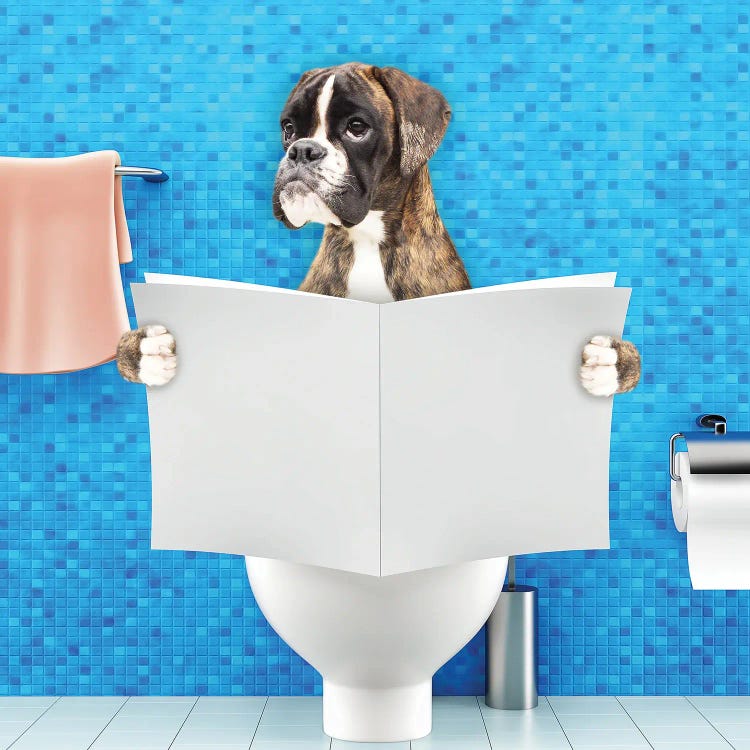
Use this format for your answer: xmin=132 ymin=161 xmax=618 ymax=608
xmin=322 ymin=680 xmax=432 ymax=742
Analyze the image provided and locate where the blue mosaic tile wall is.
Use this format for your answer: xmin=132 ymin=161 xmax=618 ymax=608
xmin=0 ymin=0 xmax=749 ymax=697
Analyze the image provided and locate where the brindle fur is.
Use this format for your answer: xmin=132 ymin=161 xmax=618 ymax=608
xmin=382 ymin=166 xmax=470 ymax=300
xmin=116 ymin=328 xmax=147 ymax=383
xmin=299 ymin=63 xmax=469 ymax=301
xmin=299 ymin=228 xmax=354 ymax=297
xmin=299 ymin=163 xmax=469 ymax=301
xmin=611 ymin=338 xmax=641 ymax=394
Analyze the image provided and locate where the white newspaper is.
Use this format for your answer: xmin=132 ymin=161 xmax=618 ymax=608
xmin=132 ymin=272 xmax=631 ymax=576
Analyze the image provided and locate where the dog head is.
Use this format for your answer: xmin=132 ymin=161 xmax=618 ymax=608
xmin=272 ymin=62 xmax=451 ymax=229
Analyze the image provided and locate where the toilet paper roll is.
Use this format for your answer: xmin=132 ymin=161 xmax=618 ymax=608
xmin=675 ymin=452 xmax=750 ymax=590
xmin=670 ymin=452 xmax=689 ymax=532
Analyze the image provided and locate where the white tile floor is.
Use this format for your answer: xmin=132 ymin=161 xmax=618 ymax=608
xmin=0 ymin=696 xmax=748 ymax=749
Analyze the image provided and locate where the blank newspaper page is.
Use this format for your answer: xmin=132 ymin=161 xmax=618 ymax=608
xmin=379 ymin=277 xmax=631 ymax=575
xmin=132 ymin=277 xmax=382 ymax=575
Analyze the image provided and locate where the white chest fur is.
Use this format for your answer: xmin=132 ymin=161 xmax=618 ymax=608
xmin=345 ymin=211 xmax=395 ymax=303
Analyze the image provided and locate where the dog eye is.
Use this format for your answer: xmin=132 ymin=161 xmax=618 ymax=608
xmin=346 ymin=118 xmax=369 ymax=139
xmin=281 ymin=120 xmax=295 ymax=140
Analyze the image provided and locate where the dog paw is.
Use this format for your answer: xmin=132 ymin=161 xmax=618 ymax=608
xmin=579 ymin=335 xmax=641 ymax=397
xmin=116 ymin=324 xmax=177 ymax=386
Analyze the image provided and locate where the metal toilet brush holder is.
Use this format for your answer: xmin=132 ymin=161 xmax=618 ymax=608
xmin=485 ymin=556 xmax=539 ymax=710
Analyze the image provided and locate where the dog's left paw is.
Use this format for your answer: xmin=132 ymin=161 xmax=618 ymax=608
xmin=579 ymin=335 xmax=641 ymax=397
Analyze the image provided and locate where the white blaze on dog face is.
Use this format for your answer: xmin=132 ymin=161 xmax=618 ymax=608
xmin=276 ymin=74 xmax=348 ymax=227
xmin=313 ymin=74 xmax=335 ymax=139
xmin=316 ymin=76 xmax=348 ymax=179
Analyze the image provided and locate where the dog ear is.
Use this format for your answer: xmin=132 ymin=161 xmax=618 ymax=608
xmin=372 ymin=66 xmax=451 ymax=177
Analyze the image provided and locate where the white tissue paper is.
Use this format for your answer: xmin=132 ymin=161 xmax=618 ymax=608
xmin=671 ymin=452 xmax=689 ymax=532
xmin=672 ymin=451 xmax=750 ymax=590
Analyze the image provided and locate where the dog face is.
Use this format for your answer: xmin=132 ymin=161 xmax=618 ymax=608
xmin=272 ymin=62 xmax=452 ymax=229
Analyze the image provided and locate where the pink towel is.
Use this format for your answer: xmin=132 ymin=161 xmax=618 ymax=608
xmin=0 ymin=151 xmax=132 ymax=374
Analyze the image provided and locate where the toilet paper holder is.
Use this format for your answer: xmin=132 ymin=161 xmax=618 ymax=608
xmin=670 ymin=414 xmax=750 ymax=481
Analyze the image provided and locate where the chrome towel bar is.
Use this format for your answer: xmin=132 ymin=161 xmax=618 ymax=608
xmin=114 ymin=166 xmax=169 ymax=183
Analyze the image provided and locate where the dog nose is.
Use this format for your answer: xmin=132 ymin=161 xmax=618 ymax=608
xmin=287 ymin=139 xmax=326 ymax=165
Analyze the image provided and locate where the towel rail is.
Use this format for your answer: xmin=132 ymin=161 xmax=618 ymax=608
xmin=114 ymin=166 xmax=169 ymax=183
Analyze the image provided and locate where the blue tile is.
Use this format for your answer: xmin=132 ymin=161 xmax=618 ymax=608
xmin=1 ymin=0 xmax=749 ymax=697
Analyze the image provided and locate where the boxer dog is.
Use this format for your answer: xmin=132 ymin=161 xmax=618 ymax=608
xmin=116 ymin=62 xmax=641 ymax=396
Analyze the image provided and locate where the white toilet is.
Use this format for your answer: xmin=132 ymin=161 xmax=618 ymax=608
xmin=245 ymin=555 xmax=507 ymax=742
xmin=134 ymin=276 xmax=620 ymax=742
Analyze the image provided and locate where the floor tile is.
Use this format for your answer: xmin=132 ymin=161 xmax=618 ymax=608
xmin=428 ymin=727 xmax=488 ymax=739
xmin=12 ymin=697 xmax=124 ymax=750
xmin=89 ymin=735 xmax=169 ymax=750
xmin=253 ymin=722 xmax=330 ymax=742
xmin=192 ymin=697 xmax=267 ymax=714
xmin=624 ymin=710 xmax=711 ymax=727
xmin=10 ymin=733 xmax=102 ymax=750
xmin=562 ymin=729 xmax=650 ymax=747
xmin=638 ymin=725 xmax=729 ymax=743
xmin=690 ymin=705 xmax=750 ymax=723
xmin=713 ymin=714 xmax=750 ymax=728
xmin=0 ymin=708 xmax=45 ymax=723
xmin=482 ymin=704 xmax=555 ymax=717
xmin=249 ymin=741 xmax=331 ymax=750
xmin=485 ymin=728 xmax=572 ymax=746
xmin=182 ymin=712 xmax=262 ymax=730
xmin=126 ymin=697 xmax=197 ymax=704
xmin=556 ymin=714 xmax=636 ymax=731
xmin=617 ymin=697 xmax=694 ymax=712
xmin=412 ymin=739 xmax=492 ymax=750
xmin=172 ymin=742 xmax=255 ymax=750
xmin=431 ymin=710 xmax=486 ymax=728
xmin=330 ymin=741 xmax=409 ymax=749
xmin=485 ymin=736 xmax=572 ymax=749
xmin=12 ymin=718 xmax=104 ymax=730
xmin=172 ymin=726 xmax=257 ymax=744
xmin=91 ymin=727 xmax=184 ymax=744
xmin=548 ymin=697 xmax=626 ymax=716
xmin=106 ymin=713 xmax=189 ymax=731
xmin=259 ymin=699 xmax=324 ymax=728
xmin=2 ymin=695 xmax=750 ymax=750
xmin=264 ymin=697 xmax=323 ymax=711
xmin=53 ymin=697 xmax=126 ymax=708
xmin=115 ymin=700 xmax=196 ymax=719
xmin=432 ymin=697 xmax=482 ymax=711
xmin=259 ymin=710 xmax=323 ymax=726
xmin=0 ymin=723 xmax=35 ymax=747
xmin=689 ymin=697 xmax=750 ymax=710
xmin=429 ymin=725 xmax=488 ymax=739
xmin=482 ymin=714 xmax=565 ymax=733
xmin=40 ymin=697 xmax=126 ymax=720
xmin=0 ymin=699 xmax=57 ymax=710
xmin=711 ymin=724 xmax=750 ymax=741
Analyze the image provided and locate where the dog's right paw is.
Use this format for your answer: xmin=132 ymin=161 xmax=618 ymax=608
xmin=116 ymin=325 xmax=177 ymax=386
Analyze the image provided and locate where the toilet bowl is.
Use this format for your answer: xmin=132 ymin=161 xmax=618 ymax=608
xmin=245 ymin=555 xmax=507 ymax=742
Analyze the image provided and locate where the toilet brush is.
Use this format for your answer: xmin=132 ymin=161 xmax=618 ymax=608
xmin=484 ymin=555 xmax=539 ymax=710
